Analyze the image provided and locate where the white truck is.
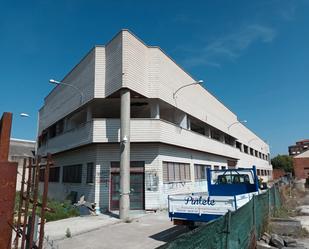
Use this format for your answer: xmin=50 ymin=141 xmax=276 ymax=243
xmin=168 ymin=166 xmax=260 ymax=224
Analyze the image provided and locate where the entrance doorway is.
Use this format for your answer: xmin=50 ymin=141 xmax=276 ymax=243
xmin=110 ymin=161 xmax=145 ymax=210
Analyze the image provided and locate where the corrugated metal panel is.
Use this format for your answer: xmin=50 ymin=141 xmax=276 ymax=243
xmin=94 ymin=46 xmax=106 ymax=98
xmin=39 ymin=145 xmax=97 ymax=204
xmin=40 ymin=49 xmax=96 ymax=131
xmin=105 ymin=32 xmax=123 ymax=97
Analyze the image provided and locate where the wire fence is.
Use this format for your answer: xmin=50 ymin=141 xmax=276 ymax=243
xmin=161 ymin=184 xmax=282 ymax=249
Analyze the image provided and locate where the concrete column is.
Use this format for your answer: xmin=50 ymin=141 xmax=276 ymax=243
xmin=86 ymin=105 xmax=92 ymax=122
xmin=120 ymin=89 xmax=130 ymax=220
xmin=220 ymin=133 xmax=225 ymax=143
xmin=240 ymin=143 xmax=244 ymax=152
xmin=187 ymin=116 xmax=191 ymax=130
xmin=204 ymin=126 xmax=211 ymax=137
xmin=175 ymin=111 xmax=188 ymax=129
xmin=150 ymin=100 xmax=160 ymax=119
xmin=94 ymin=164 xmax=101 ymax=214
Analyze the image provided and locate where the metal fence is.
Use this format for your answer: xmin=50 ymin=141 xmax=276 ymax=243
xmin=162 ymin=185 xmax=281 ymax=249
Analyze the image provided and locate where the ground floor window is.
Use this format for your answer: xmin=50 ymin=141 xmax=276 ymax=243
xmin=63 ymin=164 xmax=82 ymax=183
xmin=163 ymin=161 xmax=191 ymax=183
xmin=39 ymin=167 xmax=60 ymax=182
xmin=86 ymin=163 xmax=94 ymax=183
xmin=194 ymin=164 xmax=211 ymax=180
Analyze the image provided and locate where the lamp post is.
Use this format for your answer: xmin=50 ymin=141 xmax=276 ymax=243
xmin=173 ymin=80 xmax=204 ymax=99
xmin=227 ymin=120 xmax=247 ymax=130
xmin=49 ymin=79 xmax=84 ymax=104
xmin=20 ymin=113 xmax=30 ymax=118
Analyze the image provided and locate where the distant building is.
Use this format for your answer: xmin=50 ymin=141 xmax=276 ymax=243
xmin=293 ymin=150 xmax=309 ymax=180
xmin=289 ymin=139 xmax=309 ymax=156
xmin=9 ymin=138 xmax=36 ymax=190
xmin=37 ymin=30 xmax=272 ymax=212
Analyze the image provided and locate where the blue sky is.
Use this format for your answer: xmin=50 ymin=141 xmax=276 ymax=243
xmin=0 ymin=0 xmax=308 ymax=156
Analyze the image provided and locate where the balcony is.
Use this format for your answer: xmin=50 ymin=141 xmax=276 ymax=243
xmin=38 ymin=118 xmax=241 ymax=159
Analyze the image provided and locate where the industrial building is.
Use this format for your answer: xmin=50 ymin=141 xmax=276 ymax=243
xmin=37 ymin=30 xmax=272 ymax=212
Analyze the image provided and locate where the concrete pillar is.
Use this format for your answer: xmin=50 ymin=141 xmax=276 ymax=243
xmin=94 ymin=164 xmax=101 ymax=214
xmin=240 ymin=143 xmax=244 ymax=152
xmin=120 ymin=89 xmax=130 ymax=220
xmin=175 ymin=111 xmax=188 ymax=129
xmin=187 ymin=116 xmax=191 ymax=130
xmin=86 ymin=105 xmax=92 ymax=122
xmin=150 ymin=100 xmax=160 ymax=119
xmin=220 ymin=133 xmax=225 ymax=143
xmin=204 ymin=126 xmax=211 ymax=137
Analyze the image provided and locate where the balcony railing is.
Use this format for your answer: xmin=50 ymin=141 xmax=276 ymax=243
xmin=38 ymin=118 xmax=243 ymax=159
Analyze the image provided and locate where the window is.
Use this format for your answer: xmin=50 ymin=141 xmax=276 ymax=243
xmin=257 ymin=169 xmax=261 ymax=176
xmin=211 ymin=129 xmax=221 ymax=141
xmin=236 ymin=141 xmax=242 ymax=151
xmin=214 ymin=165 xmax=220 ymax=170
xmin=63 ymin=164 xmax=82 ymax=183
xmin=221 ymin=166 xmax=226 ymax=170
xmin=244 ymin=145 xmax=249 ymax=154
xmin=86 ymin=163 xmax=94 ymax=184
xmin=39 ymin=167 xmax=60 ymax=182
xmin=194 ymin=164 xmax=211 ymax=180
xmin=163 ymin=162 xmax=191 ymax=183
xmin=49 ymin=167 xmax=60 ymax=182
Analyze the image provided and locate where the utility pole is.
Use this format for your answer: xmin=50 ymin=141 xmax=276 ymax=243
xmin=119 ymin=88 xmax=130 ymax=220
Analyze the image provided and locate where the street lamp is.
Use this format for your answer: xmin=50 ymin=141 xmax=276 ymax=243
xmin=20 ymin=113 xmax=30 ymax=118
xmin=173 ymin=80 xmax=204 ymax=99
xmin=227 ymin=120 xmax=247 ymax=130
xmin=49 ymin=79 xmax=84 ymax=104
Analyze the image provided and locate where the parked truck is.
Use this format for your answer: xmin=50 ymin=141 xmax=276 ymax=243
xmin=168 ymin=166 xmax=261 ymax=225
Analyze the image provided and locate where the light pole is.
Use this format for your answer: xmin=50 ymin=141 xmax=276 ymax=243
xmin=173 ymin=80 xmax=203 ymax=99
xmin=227 ymin=120 xmax=247 ymax=130
xmin=20 ymin=113 xmax=30 ymax=118
xmin=49 ymin=79 xmax=84 ymax=104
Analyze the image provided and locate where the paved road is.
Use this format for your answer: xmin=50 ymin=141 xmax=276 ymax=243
xmin=54 ymin=212 xmax=188 ymax=249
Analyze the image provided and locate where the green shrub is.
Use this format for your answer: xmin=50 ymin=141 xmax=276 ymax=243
xmin=14 ymin=191 xmax=79 ymax=222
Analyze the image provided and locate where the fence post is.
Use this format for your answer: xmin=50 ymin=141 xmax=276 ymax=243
xmin=225 ymin=210 xmax=231 ymax=249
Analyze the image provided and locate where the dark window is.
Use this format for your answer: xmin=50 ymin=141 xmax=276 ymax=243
xmin=86 ymin=163 xmax=94 ymax=184
xmin=194 ymin=164 xmax=211 ymax=180
xmin=39 ymin=168 xmax=45 ymax=182
xmin=236 ymin=141 xmax=242 ymax=151
xmin=257 ymin=169 xmax=261 ymax=176
xmin=39 ymin=167 xmax=60 ymax=182
xmin=211 ymin=129 xmax=221 ymax=141
xmin=221 ymin=166 xmax=226 ymax=170
xmin=49 ymin=167 xmax=60 ymax=182
xmin=163 ymin=162 xmax=191 ymax=183
xmin=111 ymin=161 xmax=144 ymax=168
xmin=214 ymin=165 xmax=220 ymax=170
xmin=244 ymin=145 xmax=249 ymax=154
xmin=63 ymin=164 xmax=82 ymax=183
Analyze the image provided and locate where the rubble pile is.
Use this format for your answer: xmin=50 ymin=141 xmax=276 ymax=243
xmin=257 ymin=232 xmax=307 ymax=249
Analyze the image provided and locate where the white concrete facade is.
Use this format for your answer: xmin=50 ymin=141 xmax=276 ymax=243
xmin=38 ymin=30 xmax=272 ymax=211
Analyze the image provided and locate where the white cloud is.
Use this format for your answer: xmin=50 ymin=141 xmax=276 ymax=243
xmin=180 ymin=24 xmax=276 ymax=68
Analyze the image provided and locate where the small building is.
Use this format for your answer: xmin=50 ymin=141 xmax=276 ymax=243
xmin=9 ymin=138 xmax=36 ymax=190
xmin=37 ymin=30 xmax=272 ymax=212
xmin=293 ymin=150 xmax=309 ymax=180
xmin=289 ymin=139 xmax=309 ymax=156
